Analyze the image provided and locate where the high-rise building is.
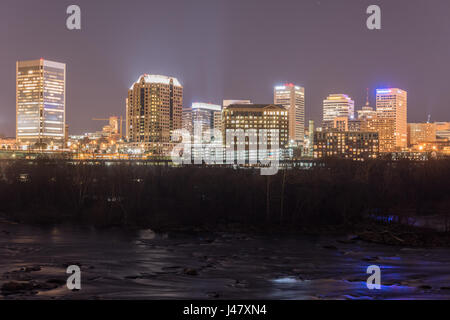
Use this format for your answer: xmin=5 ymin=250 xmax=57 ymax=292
xmin=16 ymin=59 xmax=66 ymax=148
xmin=375 ymin=88 xmax=407 ymax=149
xmin=365 ymin=117 xmax=396 ymax=153
xmin=223 ymin=104 xmax=289 ymax=150
xmin=314 ymin=131 xmax=379 ymax=160
xmin=182 ymin=103 xmax=222 ymax=136
xmin=407 ymin=123 xmax=436 ymax=146
xmin=274 ymin=84 xmax=305 ymax=144
xmin=126 ymin=74 xmax=183 ymax=154
xmin=322 ymin=94 xmax=355 ymax=125
xmin=192 ymin=103 xmax=222 ymax=134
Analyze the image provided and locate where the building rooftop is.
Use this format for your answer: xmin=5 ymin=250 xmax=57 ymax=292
xmin=130 ymin=74 xmax=182 ymax=89
xmin=192 ymin=102 xmax=221 ymax=111
xmin=225 ymin=104 xmax=286 ymax=110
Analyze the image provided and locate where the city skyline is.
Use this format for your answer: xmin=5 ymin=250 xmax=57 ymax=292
xmin=4 ymin=56 xmax=439 ymax=139
xmin=1 ymin=0 xmax=450 ymax=136
xmin=0 ymin=1 xmax=450 ymax=135
xmin=6 ymin=59 xmax=449 ymax=159
xmin=2 ymin=0 xmax=450 ymax=306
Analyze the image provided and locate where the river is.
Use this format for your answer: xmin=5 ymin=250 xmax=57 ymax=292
xmin=1 ymin=222 xmax=450 ymax=300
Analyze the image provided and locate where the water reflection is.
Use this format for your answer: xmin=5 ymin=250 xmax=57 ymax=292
xmin=0 ymin=224 xmax=450 ymax=299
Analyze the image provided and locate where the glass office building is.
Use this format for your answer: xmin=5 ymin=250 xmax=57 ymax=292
xmin=16 ymin=59 xmax=66 ymax=148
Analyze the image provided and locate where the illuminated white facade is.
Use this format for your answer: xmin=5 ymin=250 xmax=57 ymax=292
xmin=16 ymin=59 xmax=66 ymax=147
xmin=274 ymin=84 xmax=305 ymax=144
xmin=323 ymin=94 xmax=355 ymax=123
xmin=376 ymin=88 xmax=407 ymax=149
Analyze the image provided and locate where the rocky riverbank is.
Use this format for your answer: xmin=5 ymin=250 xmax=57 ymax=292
xmin=152 ymin=220 xmax=450 ymax=248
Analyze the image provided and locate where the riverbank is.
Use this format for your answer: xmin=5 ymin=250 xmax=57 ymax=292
xmin=153 ymin=220 xmax=450 ymax=248
xmin=2 ymin=212 xmax=450 ymax=248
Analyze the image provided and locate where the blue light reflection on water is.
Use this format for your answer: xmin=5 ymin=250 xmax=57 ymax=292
xmin=1 ymin=224 xmax=450 ymax=299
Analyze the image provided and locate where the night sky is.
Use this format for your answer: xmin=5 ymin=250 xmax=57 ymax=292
xmin=0 ymin=0 xmax=450 ymax=136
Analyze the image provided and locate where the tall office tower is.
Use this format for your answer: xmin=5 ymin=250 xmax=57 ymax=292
xmin=322 ymin=94 xmax=355 ymax=124
xmin=375 ymin=88 xmax=407 ymax=149
xmin=407 ymin=123 xmax=437 ymax=146
xmin=274 ymin=84 xmax=305 ymax=145
xmin=126 ymin=74 xmax=183 ymax=154
xmin=16 ymin=59 xmax=66 ymax=148
xmin=182 ymin=103 xmax=222 ymax=137
xmin=223 ymin=100 xmax=252 ymax=108
xmin=191 ymin=103 xmax=222 ymax=135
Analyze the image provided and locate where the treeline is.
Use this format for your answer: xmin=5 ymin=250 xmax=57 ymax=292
xmin=0 ymin=159 xmax=449 ymax=229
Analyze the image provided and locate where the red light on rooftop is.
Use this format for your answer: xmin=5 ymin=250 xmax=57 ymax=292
xmin=285 ymin=83 xmax=294 ymax=87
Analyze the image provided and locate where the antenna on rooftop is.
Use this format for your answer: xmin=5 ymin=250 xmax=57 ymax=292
xmin=365 ymin=88 xmax=370 ymax=106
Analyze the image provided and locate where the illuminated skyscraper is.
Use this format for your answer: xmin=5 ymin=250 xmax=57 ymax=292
xmin=322 ymin=94 xmax=355 ymax=123
xmin=376 ymin=88 xmax=407 ymax=149
xmin=184 ymin=102 xmax=222 ymax=136
xmin=16 ymin=59 xmax=66 ymax=148
xmin=126 ymin=74 xmax=183 ymax=154
xmin=365 ymin=117 xmax=396 ymax=152
xmin=274 ymin=84 xmax=305 ymax=144
xmin=223 ymin=104 xmax=289 ymax=152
